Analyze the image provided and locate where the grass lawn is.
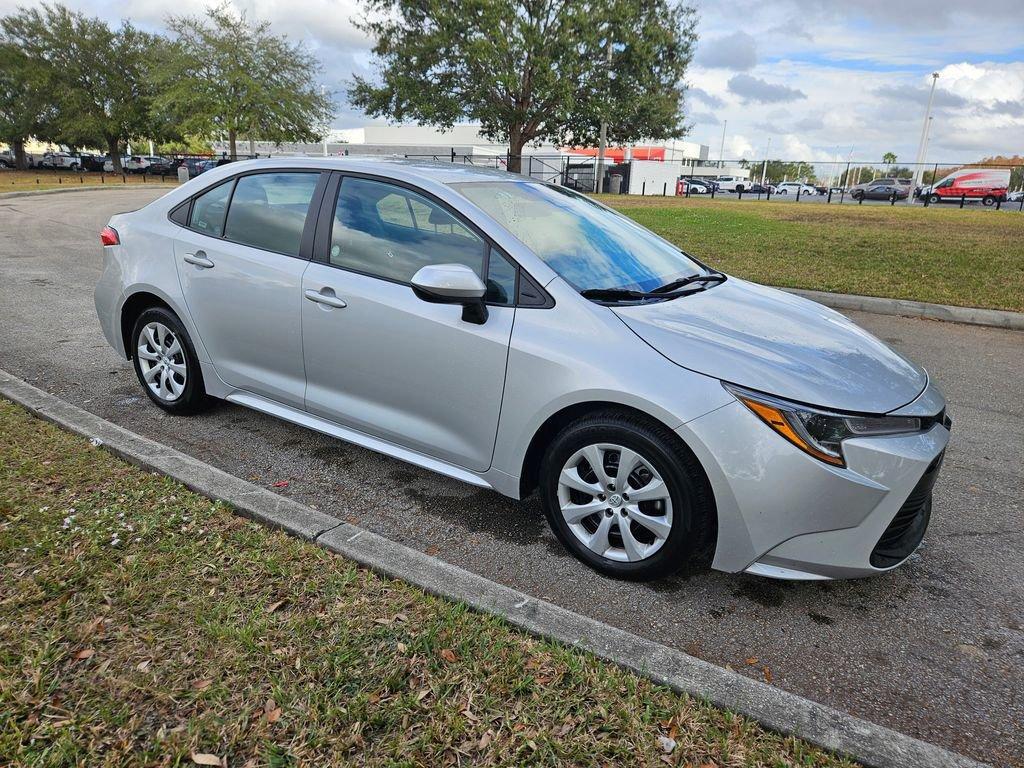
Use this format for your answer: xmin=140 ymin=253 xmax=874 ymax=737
xmin=601 ymin=196 xmax=1024 ymax=312
xmin=1 ymin=169 xmax=178 ymax=193
xmin=0 ymin=399 xmax=854 ymax=767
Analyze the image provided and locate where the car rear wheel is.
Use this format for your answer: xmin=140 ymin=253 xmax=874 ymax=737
xmin=982 ymin=195 xmax=996 ymax=207
xmin=539 ymin=411 xmax=715 ymax=580
xmin=928 ymin=193 xmax=941 ymax=204
xmin=852 ymin=191 xmax=864 ymax=201
xmin=131 ymin=307 xmax=208 ymax=414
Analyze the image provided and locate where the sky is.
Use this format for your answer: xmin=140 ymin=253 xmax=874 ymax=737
xmin=2 ymin=0 xmax=1022 ymax=164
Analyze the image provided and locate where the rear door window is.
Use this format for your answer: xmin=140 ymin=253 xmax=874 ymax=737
xmin=223 ymin=172 xmax=320 ymax=256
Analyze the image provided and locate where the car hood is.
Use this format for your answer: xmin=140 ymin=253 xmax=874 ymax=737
xmin=613 ymin=278 xmax=927 ymax=413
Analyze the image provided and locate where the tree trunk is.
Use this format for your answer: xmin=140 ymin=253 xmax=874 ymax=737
xmin=13 ymin=139 xmax=27 ymax=170
xmin=507 ymin=128 xmax=526 ymax=174
xmin=108 ymin=137 xmax=122 ymax=173
xmin=228 ymin=128 xmax=237 ymax=160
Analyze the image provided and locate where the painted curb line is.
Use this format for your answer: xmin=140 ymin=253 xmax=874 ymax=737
xmin=0 ymin=368 xmax=989 ymax=768
xmin=781 ymin=287 xmax=1024 ymax=331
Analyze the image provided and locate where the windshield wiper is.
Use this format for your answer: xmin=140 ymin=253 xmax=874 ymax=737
xmin=579 ymin=287 xmax=651 ymax=302
xmin=650 ymin=271 xmax=727 ymax=294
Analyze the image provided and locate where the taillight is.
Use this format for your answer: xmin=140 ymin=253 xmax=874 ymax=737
xmin=100 ymin=226 xmax=120 ymax=246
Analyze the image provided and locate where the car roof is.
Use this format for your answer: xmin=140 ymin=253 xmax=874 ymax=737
xmin=210 ymin=156 xmax=526 ymax=185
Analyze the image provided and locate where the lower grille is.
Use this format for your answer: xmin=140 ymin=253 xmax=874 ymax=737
xmin=870 ymin=452 xmax=944 ymax=568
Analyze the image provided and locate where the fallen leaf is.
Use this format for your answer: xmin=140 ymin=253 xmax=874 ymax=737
xmin=74 ymin=649 xmax=95 ymax=661
xmin=763 ymin=667 xmax=773 ymax=683
xmin=191 ymin=753 xmax=221 ymax=766
xmin=477 ymin=730 xmax=493 ymax=750
xmin=394 ymin=613 xmax=408 ymax=623
xmin=373 ymin=617 xmax=392 ymax=626
xmin=266 ymin=707 xmax=282 ymax=723
xmin=192 ymin=678 xmax=213 ymax=690
xmin=396 ymin=642 xmax=408 ymax=653
xmin=440 ymin=648 xmax=457 ymax=663
xmin=424 ymin=545 xmax=440 ymax=556
xmin=266 ymin=599 xmax=287 ymax=614
xmin=136 ymin=660 xmax=151 ymax=672
xmin=272 ymin=480 xmax=289 ymax=488
xmin=745 ymin=656 xmax=758 ymax=665
xmin=416 ymin=689 xmax=430 ymax=702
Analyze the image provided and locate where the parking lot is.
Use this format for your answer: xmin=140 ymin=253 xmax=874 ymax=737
xmin=1 ymin=188 xmax=1021 ymax=766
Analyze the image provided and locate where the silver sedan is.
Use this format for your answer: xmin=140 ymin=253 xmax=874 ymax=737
xmin=95 ymin=157 xmax=949 ymax=580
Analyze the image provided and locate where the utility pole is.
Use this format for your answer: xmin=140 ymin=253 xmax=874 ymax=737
xmin=718 ymin=119 xmax=727 ymax=168
xmin=911 ymin=73 xmax=939 ymax=193
xmin=594 ymin=34 xmax=613 ymax=193
xmin=760 ymin=136 xmax=771 ymax=185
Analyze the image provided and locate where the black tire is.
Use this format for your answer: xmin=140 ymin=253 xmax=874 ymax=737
xmin=851 ymin=191 xmax=864 ymax=201
xmin=928 ymin=193 xmax=941 ymax=204
xmin=538 ymin=410 xmax=716 ymax=580
xmin=130 ymin=306 xmax=209 ymax=414
xmin=735 ymin=184 xmax=745 ymax=193
xmin=982 ymin=195 xmax=995 ymax=207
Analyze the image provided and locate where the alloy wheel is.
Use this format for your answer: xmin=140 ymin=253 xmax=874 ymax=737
xmin=557 ymin=443 xmax=674 ymax=563
xmin=136 ymin=321 xmax=187 ymax=401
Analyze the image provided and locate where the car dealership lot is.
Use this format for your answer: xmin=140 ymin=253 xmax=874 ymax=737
xmin=1 ymin=189 xmax=1021 ymax=766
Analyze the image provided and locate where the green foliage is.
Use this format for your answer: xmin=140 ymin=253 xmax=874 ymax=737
xmin=350 ymin=0 xmax=696 ymax=171
xmin=158 ymin=4 xmax=333 ymax=158
xmin=155 ymin=135 xmax=214 ymax=156
xmin=1 ymin=3 xmax=162 ymax=172
xmin=0 ymin=41 xmax=52 ymax=168
xmin=882 ymin=151 xmax=897 ymax=164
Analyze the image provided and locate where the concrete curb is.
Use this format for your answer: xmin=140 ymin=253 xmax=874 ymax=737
xmin=0 ymin=368 xmax=989 ymax=768
xmin=781 ymin=287 xmax=1024 ymax=331
xmin=0 ymin=183 xmax=176 ymax=200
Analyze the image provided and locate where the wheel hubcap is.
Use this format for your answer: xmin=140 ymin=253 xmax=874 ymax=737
xmin=137 ymin=321 xmax=187 ymax=401
xmin=557 ymin=443 xmax=673 ymax=563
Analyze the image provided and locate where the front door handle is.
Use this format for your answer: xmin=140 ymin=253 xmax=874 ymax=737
xmin=183 ymin=251 xmax=214 ymax=269
xmin=304 ymin=288 xmax=347 ymax=309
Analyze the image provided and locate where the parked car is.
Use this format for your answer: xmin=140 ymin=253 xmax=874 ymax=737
xmin=774 ymin=182 xmax=817 ymax=196
xmin=851 ymin=182 xmax=910 ymax=201
xmin=713 ymin=175 xmax=750 ymax=192
xmin=678 ymin=178 xmax=709 ymax=194
xmin=103 ymin=156 xmax=131 ymax=173
xmin=745 ymin=183 xmax=774 ymax=195
xmin=96 ymin=158 xmax=950 ymax=581
xmin=41 ymin=152 xmax=82 ymax=170
xmin=145 ymin=157 xmax=174 ymax=175
xmin=850 ymin=177 xmax=910 ymax=199
xmin=123 ymin=155 xmax=161 ymax=173
xmin=0 ymin=151 xmax=13 ymax=168
xmin=921 ymin=168 xmax=1010 ymax=206
xmin=79 ymin=153 xmax=107 ymax=172
xmin=1006 ymin=190 xmax=1024 ymax=203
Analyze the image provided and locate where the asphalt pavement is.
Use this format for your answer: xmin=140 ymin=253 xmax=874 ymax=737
xmin=1 ymin=188 xmax=1021 ymax=766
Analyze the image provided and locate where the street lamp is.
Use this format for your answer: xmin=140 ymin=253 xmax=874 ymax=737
xmin=911 ymin=72 xmax=940 ymax=197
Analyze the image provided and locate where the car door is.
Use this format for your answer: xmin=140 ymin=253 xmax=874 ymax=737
xmin=173 ymin=170 xmax=326 ymax=408
xmin=300 ymin=173 xmax=517 ymax=471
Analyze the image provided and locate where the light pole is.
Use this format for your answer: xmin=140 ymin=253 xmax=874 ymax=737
xmin=911 ymin=73 xmax=939 ymax=192
xmin=718 ymin=119 xmax=728 ymax=168
xmin=760 ymin=136 xmax=771 ymax=185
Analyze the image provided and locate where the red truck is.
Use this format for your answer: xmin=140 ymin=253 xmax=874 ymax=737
xmin=922 ymin=168 xmax=1010 ymax=206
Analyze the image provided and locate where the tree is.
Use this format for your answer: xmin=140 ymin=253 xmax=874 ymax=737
xmin=350 ymin=0 xmax=697 ymax=173
xmin=0 ymin=41 xmax=52 ymax=169
xmin=159 ymin=5 xmax=333 ymax=159
xmin=882 ymin=152 xmax=897 ymax=165
xmin=2 ymin=4 xmax=162 ymax=173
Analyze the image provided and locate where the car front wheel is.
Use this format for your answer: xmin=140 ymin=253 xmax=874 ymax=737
xmin=131 ymin=307 xmax=208 ymax=414
xmin=539 ymin=411 xmax=715 ymax=580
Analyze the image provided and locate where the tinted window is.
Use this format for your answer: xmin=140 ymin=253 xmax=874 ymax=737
xmin=330 ymin=177 xmax=485 ymax=283
xmin=189 ymin=181 xmax=232 ymax=237
xmin=223 ymin=172 xmax=319 ymax=256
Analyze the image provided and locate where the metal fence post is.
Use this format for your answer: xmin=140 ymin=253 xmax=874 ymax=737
xmin=960 ymin=194 xmax=966 ymax=209
xmin=711 ymin=185 xmax=716 ymax=199
xmin=738 ymin=188 xmax=743 ymax=201
xmin=663 ymin=182 xmax=667 ymax=196
xmin=996 ymin=197 xmax=1001 ymax=211
xmin=827 ymin=189 xmax=832 ymax=204
xmin=796 ymin=187 xmax=801 ymax=202
xmin=642 ymin=181 xmax=646 ymax=196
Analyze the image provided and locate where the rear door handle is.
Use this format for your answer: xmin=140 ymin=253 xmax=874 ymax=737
xmin=304 ymin=288 xmax=347 ymax=309
xmin=183 ymin=251 xmax=214 ymax=268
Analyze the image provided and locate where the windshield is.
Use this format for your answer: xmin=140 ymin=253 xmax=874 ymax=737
xmin=451 ymin=181 xmax=706 ymax=293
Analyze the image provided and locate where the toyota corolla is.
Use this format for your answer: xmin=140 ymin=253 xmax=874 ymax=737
xmin=95 ymin=158 xmax=950 ymax=580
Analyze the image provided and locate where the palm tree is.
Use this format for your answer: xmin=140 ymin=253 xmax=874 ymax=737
xmin=882 ymin=152 xmax=897 ymax=165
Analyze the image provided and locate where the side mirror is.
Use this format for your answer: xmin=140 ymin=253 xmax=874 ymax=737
xmin=411 ymin=263 xmax=489 ymax=324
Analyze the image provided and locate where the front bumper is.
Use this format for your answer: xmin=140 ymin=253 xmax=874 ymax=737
xmin=681 ymin=391 xmax=950 ymax=579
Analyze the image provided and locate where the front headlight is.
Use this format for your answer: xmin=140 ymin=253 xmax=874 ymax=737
xmin=724 ymin=384 xmax=922 ymax=467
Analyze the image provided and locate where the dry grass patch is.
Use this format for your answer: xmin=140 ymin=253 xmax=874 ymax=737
xmin=1 ymin=169 xmax=179 ymax=193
